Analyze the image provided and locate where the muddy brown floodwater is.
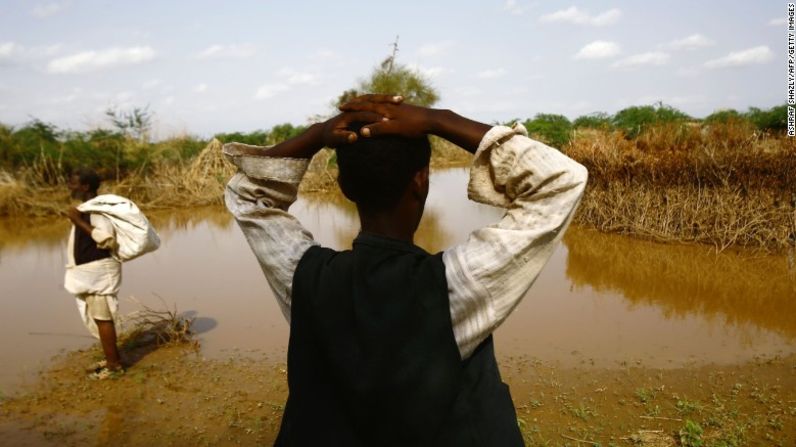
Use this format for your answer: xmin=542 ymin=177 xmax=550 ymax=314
xmin=0 ymin=169 xmax=794 ymax=392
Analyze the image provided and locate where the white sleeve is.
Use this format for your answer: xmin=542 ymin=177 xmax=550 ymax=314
xmin=443 ymin=124 xmax=589 ymax=359
xmin=89 ymin=213 xmax=117 ymax=251
xmin=223 ymin=142 xmax=319 ymax=323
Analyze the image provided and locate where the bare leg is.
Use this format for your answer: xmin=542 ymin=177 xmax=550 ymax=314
xmin=95 ymin=319 xmax=122 ymax=370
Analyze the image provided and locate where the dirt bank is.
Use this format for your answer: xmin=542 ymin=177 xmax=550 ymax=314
xmin=1 ymin=343 xmax=794 ymax=446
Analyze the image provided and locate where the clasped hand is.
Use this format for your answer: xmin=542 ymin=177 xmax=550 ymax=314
xmin=322 ymin=94 xmax=437 ymax=147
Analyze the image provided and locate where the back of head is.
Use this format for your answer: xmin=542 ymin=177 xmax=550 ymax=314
xmin=74 ymin=167 xmax=101 ymax=192
xmin=336 ymin=128 xmax=430 ymax=214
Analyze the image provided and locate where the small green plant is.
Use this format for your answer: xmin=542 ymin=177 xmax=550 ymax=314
xmin=570 ymin=404 xmax=597 ymax=420
xmin=676 ymin=398 xmax=703 ymax=415
xmin=635 ymin=387 xmax=655 ymax=404
xmin=678 ymin=419 xmax=704 ymax=447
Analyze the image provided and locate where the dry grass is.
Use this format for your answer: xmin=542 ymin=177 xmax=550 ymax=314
xmin=567 ymin=124 xmax=796 ymax=252
xmin=120 ymin=296 xmax=195 ymax=349
xmin=1 ymin=124 xmax=793 ymax=252
xmin=0 ymin=139 xmax=234 ymax=217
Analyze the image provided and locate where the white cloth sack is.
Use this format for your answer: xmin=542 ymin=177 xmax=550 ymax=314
xmin=77 ymin=194 xmax=160 ymax=261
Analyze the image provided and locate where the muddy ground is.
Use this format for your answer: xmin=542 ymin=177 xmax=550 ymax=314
xmin=1 ymin=341 xmax=794 ymax=447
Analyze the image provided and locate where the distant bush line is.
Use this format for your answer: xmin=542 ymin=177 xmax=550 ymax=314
xmin=0 ymin=103 xmax=793 ymax=253
xmin=0 ymin=103 xmax=788 ymax=183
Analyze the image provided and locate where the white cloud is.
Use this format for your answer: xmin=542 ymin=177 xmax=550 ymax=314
xmin=312 ymin=49 xmax=338 ymax=60
xmin=613 ymin=51 xmax=670 ymax=68
xmin=540 ymin=6 xmax=621 ymax=26
xmin=47 ymin=46 xmax=155 ymax=73
xmin=254 ymin=83 xmax=289 ymax=100
xmin=277 ymin=68 xmax=320 ymax=86
xmin=194 ymin=83 xmax=208 ymax=93
xmin=254 ymin=68 xmax=321 ymax=100
xmin=769 ymin=17 xmax=787 ymax=27
xmin=704 ymin=46 xmax=773 ymax=69
xmin=504 ymin=0 xmax=527 ymax=16
xmin=0 ymin=42 xmax=62 ymax=63
xmin=665 ymin=34 xmax=714 ymax=51
xmin=574 ymin=41 xmax=621 ymax=59
xmin=476 ymin=68 xmax=507 ymax=79
xmin=32 ymin=2 xmax=67 ymax=18
xmin=196 ymin=44 xmax=255 ymax=59
xmin=407 ymin=63 xmax=449 ymax=78
xmin=420 ymin=66 xmax=447 ymax=78
xmin=0 ymin=42 xmax=19 ymax=59
xmin=417 ymin=41 xmax=454 ymax=57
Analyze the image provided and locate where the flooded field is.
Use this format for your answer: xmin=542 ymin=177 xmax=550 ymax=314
xmin=1 ymin=169 xmax=794 ymax=392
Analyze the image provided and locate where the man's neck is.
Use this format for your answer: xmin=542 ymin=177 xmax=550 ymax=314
xmin=359 ymin=211 xmax=416 ymax=243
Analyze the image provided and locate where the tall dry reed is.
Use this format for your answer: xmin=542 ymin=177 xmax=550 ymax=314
xmin=566 ymin=124 xmax=795 ymax=252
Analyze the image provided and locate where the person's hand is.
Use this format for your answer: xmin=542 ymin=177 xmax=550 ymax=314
xmin=341 ymin=93 xmax=491 ymax=153
xmin=320 ymin=110 xmax=385 ymax=148
xmin=65 ymin=207 xmax=82 ymax=223
xmin=338 ymin=94 xmax=436 ymax=139
xmin=321 ymin=95 xmax=405 ymax=147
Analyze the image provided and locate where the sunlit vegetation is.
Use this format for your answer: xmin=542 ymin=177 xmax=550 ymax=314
xmin=0 ymin=102 xmax=792 ymax=252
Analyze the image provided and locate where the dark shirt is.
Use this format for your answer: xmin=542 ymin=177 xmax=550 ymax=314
xmin=277 ymin=233 xmax=523 ymax=446
xmin=74 ymin=212 xmax=112 ymax=265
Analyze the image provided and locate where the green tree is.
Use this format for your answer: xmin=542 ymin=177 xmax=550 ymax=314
xmin=744 ymin=105 xmax=787 ymax=133
xmin=11 ymin=119 xmax=61 ymax=163
xmin=703 ymin=109 xmax=744 ymax=125
xmin=105 ymin=106 xmax=153 ymax=143
xmin=523 ymin=114 xmax=573 ymax=148
xmin=612 ymin=102 xmax=690 ymax=138
xmin=573 ymin=112 xmax=612 ymax=130
xmin=337 ymin=59 xmax=439 ymax=107
xmin=266 ymin=123 xmax=307 ymax=145
xmin=214 ymin=130 xmax=270 ymax=146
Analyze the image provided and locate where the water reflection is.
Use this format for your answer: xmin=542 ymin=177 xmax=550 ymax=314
xmin=565 ymin=227 xmax=796 ymax=340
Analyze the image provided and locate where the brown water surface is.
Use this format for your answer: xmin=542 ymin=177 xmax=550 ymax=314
xmin=1 ymin=169 xmax=794 ymax=392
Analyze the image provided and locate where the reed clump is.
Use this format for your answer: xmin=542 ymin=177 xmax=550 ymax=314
xmin=566 ymin=122 xmax=795 ymax=252
xmin=121 ymin=296 xmax=195 ymax=348
xmin=0 ymin=139 xmax=234 ymax=217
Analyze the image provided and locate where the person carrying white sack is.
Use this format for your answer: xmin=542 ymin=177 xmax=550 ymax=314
xmin=64 ymin=168 xmax=159 ymax=379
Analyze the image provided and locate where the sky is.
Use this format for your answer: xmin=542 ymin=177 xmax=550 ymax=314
xmin=0 ymin=0 xmax=787 ymax=138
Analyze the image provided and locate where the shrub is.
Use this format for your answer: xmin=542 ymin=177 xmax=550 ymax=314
xmin=523 ymin=113 xmax=573 ymax=149
xmin=573 ymin=112 xmax=612 ymax=130
xmin=612 ymin=103 xmax=690 ymax=138
xmin=214 ymin=130 xmax=269 ymax=146
xmin=745 ymin=105 xmax=787 ymax=133
xmin=704 ymin=109 xmax=745 ymax=125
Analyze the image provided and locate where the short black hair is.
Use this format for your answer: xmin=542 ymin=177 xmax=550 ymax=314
xmin=336 ymin=127 xmax=431 ymax=213
xmin=73 ymin=168 xmax=101 ymax=192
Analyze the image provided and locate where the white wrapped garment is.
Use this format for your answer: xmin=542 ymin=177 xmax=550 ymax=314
xmin=76 ymin=194 xmax=160 ymax=262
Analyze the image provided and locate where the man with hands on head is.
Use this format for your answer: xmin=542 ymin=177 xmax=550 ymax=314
xmin=224 ymin=94 xmax=588 ymax=446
